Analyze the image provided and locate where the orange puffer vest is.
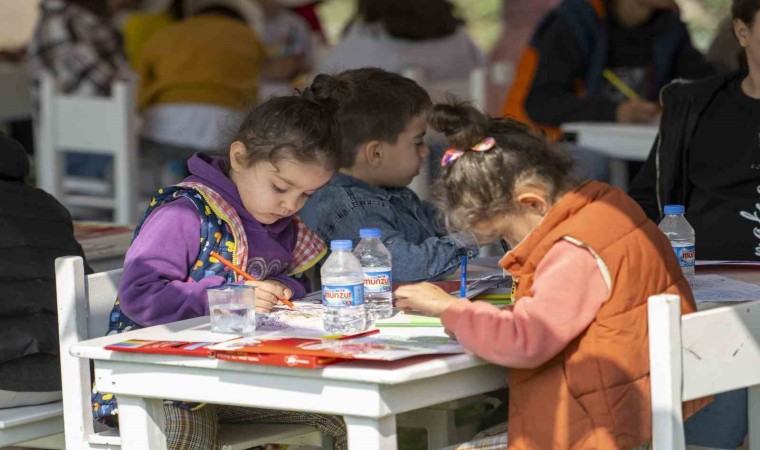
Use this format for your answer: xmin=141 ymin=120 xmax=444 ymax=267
xmin=500 ymin=181 xmax=705 ymax=449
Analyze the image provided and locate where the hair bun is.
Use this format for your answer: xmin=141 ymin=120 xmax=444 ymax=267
xmin=428 ymin=101 xmax=489 ymax=150
xmin=302 ymin=74 xmax=350 ymax=114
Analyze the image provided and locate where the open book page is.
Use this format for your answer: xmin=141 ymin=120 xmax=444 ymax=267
xmin=73 ymin=221 xmax=135 ymax=260
xmin=375 ymin=310 xmax=442 ymax=327
xmin=693 ymin=274 xmax=760 ymax=303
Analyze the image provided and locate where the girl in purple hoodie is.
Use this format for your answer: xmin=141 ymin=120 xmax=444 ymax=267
xmin=97 ymin=75 xmax=352 ymax=449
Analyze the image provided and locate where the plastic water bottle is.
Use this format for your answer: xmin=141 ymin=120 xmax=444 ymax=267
xmin=658 ymin=205 xmax=695 ymax=287
xmin=321 ymin=240 xmax=367 ymax=334
xmin=354 ymin=228 xmax=393 ymax=321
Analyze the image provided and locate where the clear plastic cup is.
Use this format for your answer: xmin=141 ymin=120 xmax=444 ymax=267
xmin=207 ymin=285 xmax=257 ymax=335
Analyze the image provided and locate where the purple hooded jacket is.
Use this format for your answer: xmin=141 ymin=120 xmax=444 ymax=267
xmin=118 ymin=154 xmax=310 ymax=326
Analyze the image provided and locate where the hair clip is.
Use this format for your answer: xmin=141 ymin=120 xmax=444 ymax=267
xmin=470 ymin=137 xmax=496 ymax=152
xmin=440 ymin=137 xmax=496 ymax=167
xmin=441 ymin=149 xmax=464 ymax=166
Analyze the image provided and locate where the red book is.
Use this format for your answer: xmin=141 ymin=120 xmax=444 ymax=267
xmin=210 ymin=335 xmax=464 ymax=362
xmin=215 ymin=352 xmax=340 ymax=369
xmin=104 ymin=340 xmax=216 ymax=357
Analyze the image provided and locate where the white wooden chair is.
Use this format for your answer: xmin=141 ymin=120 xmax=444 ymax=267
xmin=648 ymin=294 xmax=760 ymax=449
xmin=0 ymin=402 xmax=64 ymax=448
xmin=0 ymin=62 xmax=32 ymax=123
xmin=55 ymin=256 xmax=322 ymax=449
xmin=36 ymin=74 xmax=139 ymax=225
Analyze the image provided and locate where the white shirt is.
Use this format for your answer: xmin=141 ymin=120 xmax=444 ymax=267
xmin=317 ymin=23 xmax=485 ymax=82
xmin=141 ymin=103 xmax=245 ymax=151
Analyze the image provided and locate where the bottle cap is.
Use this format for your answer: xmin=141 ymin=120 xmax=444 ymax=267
xmin=359 ymin=228 xmax=381 ymax=238
xmin=330 ymin=240 xmax=353 ymax=251
xmin=663 ymin=205 xmax=685 ymax=215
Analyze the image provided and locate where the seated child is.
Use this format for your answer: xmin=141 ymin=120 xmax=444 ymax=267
xmin=94 ymin=76 xmax=351 ymax=450
xmin=301 ymin=68 xmax=479 ymax=283
xmin=395 ymin=102 xmax=707 ymax=449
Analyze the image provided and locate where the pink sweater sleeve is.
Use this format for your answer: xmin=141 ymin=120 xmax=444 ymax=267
xmin=440 ymin=239 xmax=610 ymax=369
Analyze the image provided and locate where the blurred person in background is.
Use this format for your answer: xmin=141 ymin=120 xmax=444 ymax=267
xmin=137 ymin=0 xmax=265 ymax=184
xmin=503 ymin=0 xmax=716 ymax=136
xmin=0 ymin=132 xmax=90 ymax=408
xmin=27 ymin=0 xmax=135 ymax=179
xmin=120 ymin=0 xmax=184 ymax=69
xmin=257 ymin=0 xmax=316 ymax=98
xmin=318 ymin=0 xmax=484 ymax=83
xmin=502 ymin=0 xmax=716 ymax=181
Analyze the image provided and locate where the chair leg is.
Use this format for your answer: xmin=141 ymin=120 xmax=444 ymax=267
xmin=749 ymin=385 xmax=760 ymax=450
xmin=398 ymin=408 xmax=454 ymax=449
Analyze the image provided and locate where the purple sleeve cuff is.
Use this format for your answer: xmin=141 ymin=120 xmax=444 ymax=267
xmin=271 ymin=274 xmax=309 ymax=300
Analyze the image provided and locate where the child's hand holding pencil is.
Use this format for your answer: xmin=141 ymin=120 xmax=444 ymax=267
xmin=209 ymin=251 xmax=297 ymax=311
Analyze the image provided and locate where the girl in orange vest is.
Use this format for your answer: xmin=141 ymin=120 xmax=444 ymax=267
xmin=395 ymin=102 xmax=703 ymax=449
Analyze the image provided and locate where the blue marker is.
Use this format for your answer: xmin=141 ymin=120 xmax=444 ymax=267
xmin=460 ymin=255 xmax=468 ymax=298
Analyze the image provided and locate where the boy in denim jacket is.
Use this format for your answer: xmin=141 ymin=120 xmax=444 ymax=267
xmin=302 ymin=68 xmax=478 ymax=282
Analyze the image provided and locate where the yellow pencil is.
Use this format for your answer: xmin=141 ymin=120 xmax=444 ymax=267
xmin=602 ymin=69 xmax=640 ymax=101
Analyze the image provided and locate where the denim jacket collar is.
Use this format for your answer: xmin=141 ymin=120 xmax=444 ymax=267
xmin=332 ymin=172 xmax=405 ymax=201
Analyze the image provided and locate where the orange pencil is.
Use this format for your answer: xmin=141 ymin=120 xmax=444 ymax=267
xmin=209 ymin=251 xmax=297 ymax=310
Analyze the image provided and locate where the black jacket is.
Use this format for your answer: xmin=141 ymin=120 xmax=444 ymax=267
xmin=629 ymin=71 xmax=745 ymax=221
xmin=0 ymin=133 xmax=89 ymax=392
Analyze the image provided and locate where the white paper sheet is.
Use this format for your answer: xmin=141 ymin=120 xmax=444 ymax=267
xmin=692 ymin=274 xmax=760 ymax=303
xmin=696 ymin=260 xmax=760 ymax=267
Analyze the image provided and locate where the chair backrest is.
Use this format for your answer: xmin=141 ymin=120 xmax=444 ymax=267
xmin=648 ymin=294 xmax=760 ymax=449
xmin=0 ymin=62 xmax=32 ymax=122
xmin=36 ymin=74 xmax=138 ymax=225
xmin=56 ymin=256 xmax=122 ymax=450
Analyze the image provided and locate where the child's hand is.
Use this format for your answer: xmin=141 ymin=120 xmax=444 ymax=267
xmin=616 ymin=99 xmax=661 ymax=123
xmin=395 ymin=282 xmax=459 ymax=317
xmin=243 ymin=280 xmax=293 ymax=313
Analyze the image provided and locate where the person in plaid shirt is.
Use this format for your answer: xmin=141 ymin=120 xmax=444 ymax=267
xmin=27 ymin=0 xmax=134 ymax=177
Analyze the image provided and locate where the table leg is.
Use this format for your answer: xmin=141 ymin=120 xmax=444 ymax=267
xmin=609 ymin=159 xmax=629 ymax=190
xmin=749 ymin=385 xmax=760 ymax=450
xmin=117 ymin=395 xmax=167 ymax=450
xmin=344 ymin=414 xmax=397 ymax=450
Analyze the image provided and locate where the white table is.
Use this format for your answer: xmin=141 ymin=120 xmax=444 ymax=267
xmin=561 ymin=122 xmax=658 ymax=189
xmin=70 ymin=318 xmax=507 ymax=450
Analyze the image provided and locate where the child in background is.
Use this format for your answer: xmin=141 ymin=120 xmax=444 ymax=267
xmin=137 ymin=2 xmax=266 ymax=188
xmin=301 ymin=68 xmax=479 ymax=283
xmin=395 ymin=102 xmax=706 ymax=449
xmin=96 ymin=76 xmax=350 ymax=450
xmin=258 ymin=0 xmax=315 ymax=98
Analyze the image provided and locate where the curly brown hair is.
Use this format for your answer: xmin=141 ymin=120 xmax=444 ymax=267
xmin=428 ymin=102 xmax=578 ymax=232
xmin=231 ymin=74 xmax=349 ymax=171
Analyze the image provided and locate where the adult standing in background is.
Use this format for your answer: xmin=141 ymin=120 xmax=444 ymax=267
xmin=317 ymin=0 xmax=484 ymax=83
xmin=0 ymin=132 xmax=90 ymax=408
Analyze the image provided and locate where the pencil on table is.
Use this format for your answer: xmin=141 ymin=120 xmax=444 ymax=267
xmin=209 ymin=251 xmax=297 ymax=310
xmin=602 ymin=69 xmax=640 ymax=101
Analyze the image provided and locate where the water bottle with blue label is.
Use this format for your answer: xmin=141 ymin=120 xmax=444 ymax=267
xmin=321 ymin=240 xmax=367 ymax=334
xmin=658 ymin=205 xmax=695 ymax=287
xmin=354 ymin=228 xmax=393 ymax=321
